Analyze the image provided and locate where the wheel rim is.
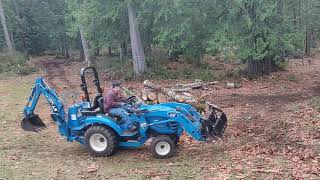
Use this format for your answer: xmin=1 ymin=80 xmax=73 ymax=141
xmin=89 ymin=133 xmax=107 ymax=152
xmin=155 ymin=141 xmax=171 ymax=156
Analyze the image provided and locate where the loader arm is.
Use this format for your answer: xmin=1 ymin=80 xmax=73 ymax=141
xmin=22 ymin=77 xmax=68 ymax=135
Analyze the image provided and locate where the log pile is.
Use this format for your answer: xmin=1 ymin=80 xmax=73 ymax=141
xmin=141 ymin=80 xmax=219 ymax=111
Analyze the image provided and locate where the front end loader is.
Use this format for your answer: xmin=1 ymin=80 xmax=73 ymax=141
xmin=21 ymin=67 xmax=227 ymax=158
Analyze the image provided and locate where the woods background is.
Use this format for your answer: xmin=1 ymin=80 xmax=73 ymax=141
xmin=0 ymin=0 xmax=319 ymax=77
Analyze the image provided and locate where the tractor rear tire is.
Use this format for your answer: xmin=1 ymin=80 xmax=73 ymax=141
xmin=150 ymin=135 xmax=176 ymax=159
xmin=84 ymin=126 xmax=117 ymax=157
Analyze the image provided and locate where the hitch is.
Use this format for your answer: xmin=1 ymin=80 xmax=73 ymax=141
xmin=201 ymin=103 xmax=227 ymax=139
xmin=21 ymin=114 xmax=47 ymax=132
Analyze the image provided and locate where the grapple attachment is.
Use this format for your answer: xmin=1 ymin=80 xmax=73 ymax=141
xmin=201 ymin=104 xmax=227 ymax=139
xmin=21 ymin=114 xmax=47 ymax=132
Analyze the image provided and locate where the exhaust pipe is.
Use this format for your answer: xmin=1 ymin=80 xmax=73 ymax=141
xmin=21 ymin=114 xmax=47 ymax=132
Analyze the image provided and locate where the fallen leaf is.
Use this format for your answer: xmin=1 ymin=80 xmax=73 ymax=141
xmin=87 ymin=164 xmax=99 ymax=173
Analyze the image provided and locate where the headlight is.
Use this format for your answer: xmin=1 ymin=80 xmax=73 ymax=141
xmin=169 ymin=113 xmax=177 ymax=117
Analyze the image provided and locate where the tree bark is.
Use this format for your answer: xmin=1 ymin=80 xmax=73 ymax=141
xmin=79 ymin=27 xmax=93 ymax=66
xmin=10 ymin=32 xmax=15 ymax=49
xmin=11 ymin=0 xmax=28 ymax=53
xmin=119 ymin=43 xmax=124 ymax=61
xmin=64 ymin=35 xmax=70 ymax=58
xmin=305 ymin=26 xmax=312 ymax=56
xmin=108 ymin=46 xmax=112 ymax=56
xmin=277 ymin=0 xmax=283 ymax=19
xmin=0 ymin=0 xmax=13 ymax=50
xmin=304 ymin=0 xmax=312 ymax=56
xmin=94 ymin=47 xmax=100 ymax=57
xmin=127 ymin=3 xmax=146 ymax=75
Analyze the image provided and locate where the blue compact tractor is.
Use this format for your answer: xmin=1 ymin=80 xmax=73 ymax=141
xmin=21 ymin=67 xmax=227 ymax=158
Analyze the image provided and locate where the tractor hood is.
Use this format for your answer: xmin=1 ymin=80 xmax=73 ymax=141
xmin=138 ymin=104 xmax=179 ymax=115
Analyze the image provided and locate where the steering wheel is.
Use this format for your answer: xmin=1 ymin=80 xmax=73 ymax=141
xmin=126 ymin=96 xmax=137 ymax=104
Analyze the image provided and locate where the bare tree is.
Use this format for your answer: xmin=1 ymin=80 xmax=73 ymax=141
xmin=127 ymin=3 xmax=146 ymax=75
xmin=0 ymin=0 xmax=13 ymax=50
xmin=80 ymin=26 xmax=93 ymax=66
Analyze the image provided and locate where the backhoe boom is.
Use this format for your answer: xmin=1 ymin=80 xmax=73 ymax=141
xmin=22 ymin=77 xmax=68 ymax=135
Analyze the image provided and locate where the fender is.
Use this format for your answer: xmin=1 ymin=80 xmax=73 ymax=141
xmin=83 ymin=116 xmax=123 ymax=135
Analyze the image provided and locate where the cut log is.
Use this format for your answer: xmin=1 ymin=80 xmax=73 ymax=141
xmin=143 ymin=80 xmax=161 ymax=91
xmin=141 ymin=89 xmax=148 ymax=101
xmin=226 ymin=82 xmax=235 ymax=89
xmin=157 ymin=93 xmax=167 ymax=103
xmin=182 ymin=92 xmax=193 ymax=97
xmin=143 ymin=80 xmax=185 ymax=102
xmin=171 ymin=87 xmax=192 ymax=92
xmin=172 ymin=81 xmax=219 ymax=89
xmin=147 ymin=91 xmax=157 ymax=101
xmin=175 ymin=82 xmax=203 ymax=89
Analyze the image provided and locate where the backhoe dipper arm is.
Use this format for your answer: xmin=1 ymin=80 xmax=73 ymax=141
xmin=22 ymin=77 xmax=68 ymax=134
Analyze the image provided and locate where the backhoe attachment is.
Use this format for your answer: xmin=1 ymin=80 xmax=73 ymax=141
xmin=21 ymin=77 xmax=67 ymax=133
xmin=21 ymin=114 xmax=46 ymax=132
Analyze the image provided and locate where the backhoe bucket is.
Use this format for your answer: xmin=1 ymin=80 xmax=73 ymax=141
xmin=21 ymin=114 xmax=46 ymax=132
xmin=201 ymin=107 xmax=228 ymax=139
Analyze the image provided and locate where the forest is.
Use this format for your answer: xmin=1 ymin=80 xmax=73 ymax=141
xmin=0 ymin=0 xmax=320 ymax=179
xmin=0 ymin=0 xmax=319 ymax=77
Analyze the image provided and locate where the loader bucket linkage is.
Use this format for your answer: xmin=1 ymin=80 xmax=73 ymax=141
xmin=201 ymin=104 xmax=228 ymax=139
xmin=21 ymin=114 xmax=47 ymax=132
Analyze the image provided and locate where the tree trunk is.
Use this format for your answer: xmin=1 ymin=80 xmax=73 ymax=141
xmin=247 ymin=59 xmax=258 ymax=76
xmin=10 ymin=32 xmax=15 ymax=49
xmin=304 ymin=0 xmax=311 ymax=56
xmin=94 ymin=47 xmax=100 ymax=57
xmin=11 ymin=0 xmax=27 ymax=53
xmin=79 ymin=37 xmax=84 ymax=61
xmin=0 ymin=0 xmax=13 ymax=50
xmin=305 ymin=26 xmax=312 ymax=56
xmin=119 ymin=43 xmax=124 ymax=61
xmin=108 ymin=46 xmax=112 ymax=56
xmin=79 ymin=27 xmax=93 ymax=66
xmin=123 ymin=40 xmax=128 ymax=57
xmin=64 ymin=35 xmax=70 ymax=58
xmin=127 ymin=3 xmax=146 ymax=75
xmin=277 ymin=0 xmax=283 ymax=19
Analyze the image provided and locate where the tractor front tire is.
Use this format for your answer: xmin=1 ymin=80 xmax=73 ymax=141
xmin=84 ymin=126 xmax=117 ymax=157
xmin=151 ymin=135 xmax=176 ymax=159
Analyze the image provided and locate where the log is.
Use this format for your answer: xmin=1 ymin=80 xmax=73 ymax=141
xmin=143 ymin=80 xmax=161 ymax=91
xmin=141 ymin=89 xmax=148 ymax=101
xmin=157 ymin=93 xmax=167 ymax=103
xmin=182 ymin=92 xmax=193 ymax=97
xmin=171 ymin=87 xmax=192 ymax=92
xmin=147 ymin=91 xmax=157 ymax=101
xmin=173 ymin=81 xmax=219 ymax=89
xmin=143 ymin=80 xmax=185 ymax=102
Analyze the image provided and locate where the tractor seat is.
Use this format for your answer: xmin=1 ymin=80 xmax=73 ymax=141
xmin=81 ymin=96 xmax=105 ymax=117
xmin=92 ymin=96 xmax=104 ymax=113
